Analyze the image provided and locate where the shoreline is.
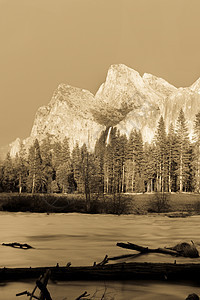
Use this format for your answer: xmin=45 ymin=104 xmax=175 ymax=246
xmin=0 ymin=192 xmax=200 ymax=215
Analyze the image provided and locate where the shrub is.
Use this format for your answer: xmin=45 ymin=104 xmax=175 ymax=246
xmin=148 ymin=192 xmax=170 ymax=213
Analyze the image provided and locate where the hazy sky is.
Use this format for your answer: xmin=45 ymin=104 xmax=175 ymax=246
xmin=1 ymin=0 xmax=200 ymax=147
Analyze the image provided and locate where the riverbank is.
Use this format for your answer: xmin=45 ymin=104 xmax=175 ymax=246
xmin=0 ymin=192 xmax=200 ymax=215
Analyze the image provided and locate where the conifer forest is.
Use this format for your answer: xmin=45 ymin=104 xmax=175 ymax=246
xmin=1 ymin=109 xmax=200 ymax=196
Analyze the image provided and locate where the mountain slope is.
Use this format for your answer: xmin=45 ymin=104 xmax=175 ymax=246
xmin=9 ymin=64 xmax=200 ymax=156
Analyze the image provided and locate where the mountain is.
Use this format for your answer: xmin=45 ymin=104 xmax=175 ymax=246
xmin=8 ymin=64 xmax=200 ymax=157
xmin=23 ymin=84 xmax=105 ymax=152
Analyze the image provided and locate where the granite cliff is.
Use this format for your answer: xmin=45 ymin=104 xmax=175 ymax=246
xmin=9 ymin=64 xmax=200 ymax=156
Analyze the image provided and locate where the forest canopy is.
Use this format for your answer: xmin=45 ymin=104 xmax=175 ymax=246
xmin=1 ymin=109 xmax=200 ymax=195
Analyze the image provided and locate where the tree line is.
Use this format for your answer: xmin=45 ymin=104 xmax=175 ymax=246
xmin=1 ymin=108 xmax=200 ymax=196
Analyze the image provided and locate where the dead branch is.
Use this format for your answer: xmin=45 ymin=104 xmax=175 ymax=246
xmin=37 ymin=269 xmax=52 ymax=300
xmin=16 ymin=290 xmax=40 ymax=299
xmin=2 ymin=242 xmax=33 ymax=249
xmin=116 ymin=242 xmax=199 ymax=258
xmin=75 ymin=291 xmax=90 ymax=300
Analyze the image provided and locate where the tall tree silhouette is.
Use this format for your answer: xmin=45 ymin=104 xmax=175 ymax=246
xmin=27 ymin=139 xmax=43 ymax=193
xmin=175 ymin=109 xmax=190 ymax=192
xmin=15 ymin=141 xmax=27 ymax=193
xmin=193 ymin=111 xmax=200 ymax=192
xmin=166 ymin=123 xmax=177 ymax=192
xmin=154 ymin=116 xmax=167 ymax=192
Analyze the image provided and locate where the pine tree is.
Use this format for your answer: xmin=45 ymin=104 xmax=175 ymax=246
xmin=166 ymin=123 xmax=178 ymax=192
xmin=154 ymin=116 xmax=167 ymax=192
xmin=126 ymin=129 xmax=145 ymax=192
xmin=0 ymin=161 xmax=3 ymax=192
xmin=80 ymin=143 xmax=92 ymax=210
xmin=71 ymin=142 xmax=83 ymax=193
xmin=56 ymin=162 xmax=71 ymax=193
xmin=134 ymin=130 xmax=145 ymax=192
xmin=175 ymin=109 xmax=190 ymax=192
xmin=193 ymin=111 xmax=200 ymax=192
xmin=2 ymin=152 xmax=16 ymax=192
xmin=52 ymin=140 xmax=62 ymax=170
xmin=104 ymin=127 xmax=117 ymax=194
xmin=143 ymin=143 xmax=157 ymax=192
xmin=112 ymin=130 xmax=126 ymax=194
xmin=126 ymin=129 xmax=136 ymax=192
xmin=27 ymin=139 xmax=43 ymax=193
xmin=40 ymin=135 xmax=54 ymax=193
xmin=15 ymin=141 xmax=27 ymax=193
xmin=60 ymin=137 xmax=71 ymax=164
xmin=94 ymin=130 xmax=107 ymax=196
xmin=51 ymin=137 xmax=72 ymax=193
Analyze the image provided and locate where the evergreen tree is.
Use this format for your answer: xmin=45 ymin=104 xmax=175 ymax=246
xmin=126 ymin=129 xmax=145 ymax=192
xmin=113 ymin=130 xmax=126 ymax=194
xmin=0 ymin=161 xmax=3 ymax=192
xmin=15 ymin=141 xmax=27 ymax=193
xmin=94 ymin=130 xmax=107 ymax=196
xmin=52 ymin=140 xmax=62 ymax=170
xmin=27 ymin=139 xmax=43 ymax=193
xmin=80 ymin=143 xmax=93 ymax=210
xmin=166 ymin=123 xmax=178 ymax=192
xmin=134 ymin=130 xmax=145 ymax=192
xmin=40 ymin=135 xmax=54 ymax=193
xmin=126 ymin=129 xmax=136 ymax=192
xmin=56 ymin=162 xmax=71 ymax=193
xmin=51 ymin=137 xmax=72 ymax=193
xmin=143 ymin=143 xmax=157 ymax=192
xmin=193 ymin=111 xmax=200 ymax=192
xmin=104 ymin=127 xmax=117 ymax=194
xmin=71 ymin=142 xmax=83 ymax=193
xmin=2 ymin=152 xmax=16 ymax=192
xmin=175 ymin=109 xmax=190 ymax=192
xmin=154 ymin=116 xmax=167 ymax=192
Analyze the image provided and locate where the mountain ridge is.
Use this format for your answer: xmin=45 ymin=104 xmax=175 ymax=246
xmin=6 ymin=64 xmax=200 ymax=158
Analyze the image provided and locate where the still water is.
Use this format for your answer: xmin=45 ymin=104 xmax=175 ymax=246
xmin=0 ymin=212 xmax=200 ymax=299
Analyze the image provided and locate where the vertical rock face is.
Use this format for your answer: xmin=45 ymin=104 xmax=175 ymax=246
xmin=27 ymin=84 xmax=105 ymax=151
xmin=9 ymin=63 xmax=200 ymax=157
xmin=93 ymin=64 xmax=178 ymax=142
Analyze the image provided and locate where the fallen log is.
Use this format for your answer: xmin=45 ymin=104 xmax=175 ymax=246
xmin=3 ymin=262 xmax=200 ymax=282
xmin=116 ymin=242 xmax=199 ymax=258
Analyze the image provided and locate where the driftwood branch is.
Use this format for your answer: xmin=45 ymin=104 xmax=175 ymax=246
xmin=96 ymin=253 xmax=144 ymax=266
xmin=37 ymin=269 xmax=52 ymax=300
xmin=2 ymin=242 xmax=33 ymax=250
xmin=16 ymin=290 xmax=40 ymax=299
xmin=30 ymin=275 xmax=43 ymax=300
xmin=16 ymin=270 xmax=52 ymax=300
xmin=116 ymin=242 xmax=199 ymax=258
xmin=75 ymin=291 xmax=90 ymax=300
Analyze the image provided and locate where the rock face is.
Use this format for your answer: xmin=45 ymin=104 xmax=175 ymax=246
xmin=28 ymin=84 xmax=104 ymax=151
xmin=9 ymin=64 xmax=200 ymax=156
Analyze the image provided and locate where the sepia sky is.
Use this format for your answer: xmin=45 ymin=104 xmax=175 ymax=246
xmin=1 ymin=0 xmax=200 ymax=147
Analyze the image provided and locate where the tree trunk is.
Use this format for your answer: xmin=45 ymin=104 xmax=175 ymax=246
xmin=180 ymin=152 xmax=183 ymax=192
xmin=122 ymin=164 xmax=125 ymax=193
xmin=19 ymin=174 xmax=22 ymax=194
xmin=32 ymin=173 xmax=35 ymax=194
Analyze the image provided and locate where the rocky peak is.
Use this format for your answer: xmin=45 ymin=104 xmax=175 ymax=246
xmin=143 ymin=73 xmax=177 ymax=97
xmin=8 ymin=64 xmax=200 ymax=158
xmin=190 ymin=77 xmax=200 ymax=93
xmin=50 ymin=83 xmax=94 ymax=117
xmin=95 ymin=64 xmax=145 ymax=107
